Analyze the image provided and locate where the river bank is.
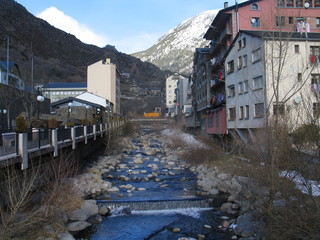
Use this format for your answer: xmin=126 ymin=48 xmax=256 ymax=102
xmin=44 ymin=126 xmax=266 ymax=240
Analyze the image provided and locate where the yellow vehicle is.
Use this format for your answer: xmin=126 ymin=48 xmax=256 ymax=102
xmin=144 ymin=112 xmax=161 ymax=118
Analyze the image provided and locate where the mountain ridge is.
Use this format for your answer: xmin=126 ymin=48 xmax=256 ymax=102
xmin=0 ymin=0 xmax=170 ymax=89
xmin=132 ymin=10 xmax=219 ymax=76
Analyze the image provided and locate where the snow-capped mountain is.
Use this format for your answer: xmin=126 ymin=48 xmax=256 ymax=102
xmin=132 ymin=10 xmax=219 ymax=76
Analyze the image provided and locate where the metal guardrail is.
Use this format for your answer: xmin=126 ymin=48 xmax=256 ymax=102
xmin=0 ymin=121 xmax=125 ymax=162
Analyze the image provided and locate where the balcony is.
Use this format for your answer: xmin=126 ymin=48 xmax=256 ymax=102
xmin=209 ymin=28 xmax=232 ymax=56
xmin=310 ymin=55 xmax=320 ymax=64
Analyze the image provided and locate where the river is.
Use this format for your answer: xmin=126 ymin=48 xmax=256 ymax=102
xmin=75 ymin=128 xmax=234 ymax=240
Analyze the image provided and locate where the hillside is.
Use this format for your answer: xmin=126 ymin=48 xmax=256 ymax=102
xmin=132 ymin=10 xmax=218 ymax=75
xmin=0 ymin=0 xmax=169 ymax=89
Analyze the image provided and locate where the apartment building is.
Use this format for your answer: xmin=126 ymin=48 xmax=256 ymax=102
xmin=200 ymin=0 xmax=320 ymax=136
xmin=165 ymin=74 xmax=184 ymax=117
xmin=225 ymin=30 xmax=320 ymax=142
xmin=41 ymin=82 xmax=87 ymax=103
xmin=87 ymin=58 xmax=121 ymax=115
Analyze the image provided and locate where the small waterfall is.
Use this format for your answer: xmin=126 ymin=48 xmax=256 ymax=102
xmin=97 ymin=198 xmax=212 ymax=211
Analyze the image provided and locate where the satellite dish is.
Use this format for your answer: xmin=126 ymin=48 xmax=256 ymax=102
xmin=251 ymin=18 xmax=256 ymax=23
xmin=304 ymin=2 xmax=310 ymax=8
xmin=294 ymin=96 xmax=302 ymax=104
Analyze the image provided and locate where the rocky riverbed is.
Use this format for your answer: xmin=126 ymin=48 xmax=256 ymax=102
xmin=49 ymin=128 xmax=266 ymax=240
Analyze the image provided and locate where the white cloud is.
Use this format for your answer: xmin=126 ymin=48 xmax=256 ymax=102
xmin=37 ymin=7 xmax=108 ymax=47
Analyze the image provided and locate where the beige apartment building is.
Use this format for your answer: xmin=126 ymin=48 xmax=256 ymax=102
xmin=87 ymin=59 xmax=121 ymax=115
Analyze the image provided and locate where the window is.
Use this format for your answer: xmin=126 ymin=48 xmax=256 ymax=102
xmin=238 ymin=56 xmax=243 ymax=69
xmin=311 ymin=74 xmax=320 ymax=84
xmin=298 ymin=73 xmax=302 ymax=82
xmin=208 ymin=115 xmax=213 ymax=128
xmin=239 ymin=82 xmax=244 ymax=94
xmin=229 ymin=107 xmax=236 ymax=121
xmin=243 ymin=38 xmax=246 ymax=48
xmin=277 ymin=0 xmax=284 ymax=7
xmin=317 ymin=18 xmax=320 ymax=27
xmin=251 ymin=17 xmax=260 ymax=27
xmin=244 ymin=80 xmax=249 ymax=93
xmin=289 ymin=17 xmax=294 ymax=24
xmin=294 ymin=45 xmax=300 ymax=53
xmin=252 ymin=48 xmax=262 ymax=63
xmin=228 ymin=85 xmax=235 ymax=97
xmin=239 ymin=106 xmax=244 ymax=119
xmin=227 ymin=60 xmax=234 ymax=73
xmin=310 ymin=46 xmax=320 ymax=56
xmin=245 ymin=105 xmax=249 ymax=119
xmin=276 ymin=16 xmax=285 ymax=27
xmin=243 ymin=54 xmax=248 ymax=67
xmin=296 ymin=0 xmax=303 ymax=7
xmin=313 ymin=102 xmax=320 ymax=118
xmin=254 ymin=103 xmax=264 ymax=118
xmin=251 ymin=3 xmax=259 ymax=10
xmin=238 ymin=40 xmax=242 ymax=50
xmin=253 ymin=76 xmax=263 ymax=89
xmin=273 ymin=103 xmax=285 ymax=115
xmin=286 ymin=1 xmax=294 ymax=7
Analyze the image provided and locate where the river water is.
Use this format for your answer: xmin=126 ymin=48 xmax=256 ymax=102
xmin=75 ymin=130 xmax=234 ymax=240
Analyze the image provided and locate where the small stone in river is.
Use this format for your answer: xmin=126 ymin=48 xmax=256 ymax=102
xmin=197 ymin=234 xmax=205 ymax=240
xmin=223 ymin=220 xmax=230 ymax=228
xmin=172 ymin=227 xmax=181 ymax=233
xmin=220 ymin=216 xmax=229 ymax=220
xmin=138 ymin=188 xmax=146 ymax=191
xmin=204 ymin=224 xmax=212 ymax=229
xmin=160 ymin=184 xmax=169 ymax=188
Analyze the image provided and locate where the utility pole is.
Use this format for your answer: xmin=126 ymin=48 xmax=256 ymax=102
xmin=5 ymin=36 xmax=9 ymax=84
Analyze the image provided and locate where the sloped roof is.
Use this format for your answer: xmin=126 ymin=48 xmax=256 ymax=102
xmin=75 ymin=92 xmax=111 ymax=108
xmin=50 ymin=97 xmax=101 ymax=109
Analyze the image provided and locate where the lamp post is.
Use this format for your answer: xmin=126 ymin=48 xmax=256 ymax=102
xmin=97 ymin=108 xmax=101 ymax=124
xmin=36 ymin=91 xmax=44 ymax=149
xmin=85 ymin=105 xmax=89 ymax=120
xmin=1 ymin=109 xmax=7 ymax=129
xmin=67 ymin=102 xmax=73 ymax=123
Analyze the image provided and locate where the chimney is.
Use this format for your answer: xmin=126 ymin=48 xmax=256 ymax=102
xmin=224 ymin=2 xmax=228 ymax=8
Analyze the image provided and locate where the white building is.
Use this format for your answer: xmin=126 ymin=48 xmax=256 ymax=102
xmin=41 ymin=82 xmax=87 ymax=103
xmin=225 ymin=30 xmax=320 ymax=142
xmin=165 ymin=73 xmax=185 ymax=116
xmin=176 ymin=76 xmax=192 ymax=116
xmin=87 ymin=59 xmax=121 ymax=115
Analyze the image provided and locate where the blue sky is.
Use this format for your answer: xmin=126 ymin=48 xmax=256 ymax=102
xmin=15 ymin=0 xmax=244 ymax=54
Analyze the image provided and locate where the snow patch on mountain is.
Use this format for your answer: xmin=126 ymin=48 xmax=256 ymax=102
xmin=132 ymin=10 xmax=218 ymax=75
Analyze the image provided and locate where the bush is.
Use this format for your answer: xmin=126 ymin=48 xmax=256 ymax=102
xmin=122 ymin=121 xmax=135 ymax=136
xmin=48 ymin=117 xmax=58 ymax=129
xmin=81 ymin=118 xmax=89 ymax=126
xmin=16 ymin=115 xmax=27 ymax=133
xmin=66 ymin=121 xmax=75 ymax=127
xmin=292 ymin=123 xmax=320 ymax=145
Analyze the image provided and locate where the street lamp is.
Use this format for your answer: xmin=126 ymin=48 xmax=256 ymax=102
xmin=85 ymin=105 xmax=89 ymax=120
xmin=1 ymin=109 xmax=7 ymax=129
xmin=67 ymin=102 xmax=73 ymax=123
xmin=37 ymin=95 xmax=45 ymax=119
xmin=97 ymin=108 xmax=101 ymax=124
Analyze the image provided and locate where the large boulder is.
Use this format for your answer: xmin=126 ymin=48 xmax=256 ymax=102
xmin=67 ymin=220 xmax=91 ymax=232
xmin=67 ymin=200 xmax=98 ymax=221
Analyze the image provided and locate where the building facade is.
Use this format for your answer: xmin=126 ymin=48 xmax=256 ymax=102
xmin=41 ymin=82 xmax=87 ymax=103
xmin=225 ymin=30 xmax=320 ymax=142
xmin=165 ymin=74 xmax=183 ymax=116
xmin=87 ymin=59 xmax=121 ymax=115
xmin=199 ymin=0 xmax=320 ymax=136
